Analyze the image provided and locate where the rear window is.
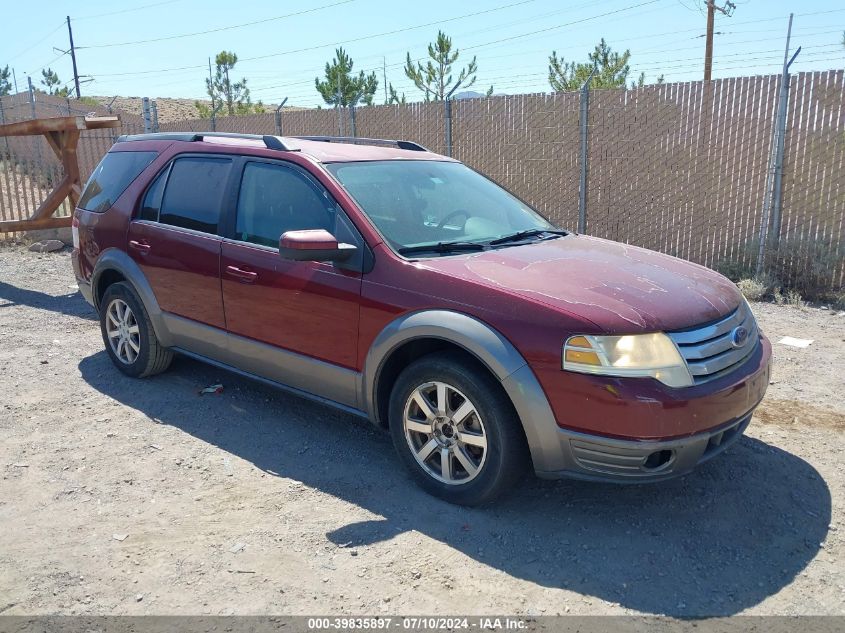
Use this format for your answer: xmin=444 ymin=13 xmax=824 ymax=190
xmin=158 ymin=157 xmax=232 ymax=234
xmin=78 ymin=151 xmax=157 ymax=213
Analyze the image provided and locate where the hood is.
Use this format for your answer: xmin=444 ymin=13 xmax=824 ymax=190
xmin=420 ymin=235 xmax=742 ymax=333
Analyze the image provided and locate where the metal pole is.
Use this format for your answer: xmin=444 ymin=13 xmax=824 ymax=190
xmin=769 ymin=26 xmax=800 ymax=246
xmin=336 ymin=78 xmax=343 ymax=136
xmin=274 ymin=97 xmax=288 ymax=135
xmin=383 ymin=57 xmax=388 ymax=104
xmin=208 ymin=57 xmax=215 ymax=130
xmin=444 ymin=80 xmax=463 ymax=157
xmin=756 ymin=14 xmax=797 ymax=275
xmin=578 ymin=66 xmax=597 ymax=234
xmin=151 ymin=101 xmax=159 ymax=133
xmin=0 ymin=98 xmax=11 ymax=159
xmin=142 ymin=97 xmax=151 ymax=134
xmin=211 ymin=104 xmax=221 ymax=132
xmin=27 ymin=76 xmax=36 ymax=119
xmin=350 ymin=103 xmax=357 ymax=137
xmin=66 ymin=16 xmax=82 ymax=98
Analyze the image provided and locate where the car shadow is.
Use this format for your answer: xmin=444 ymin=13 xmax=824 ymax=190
xmin=0 ymin=280 xmax=96 ymax=321
xmin=78 ymin=351 xmax=831 ymax=617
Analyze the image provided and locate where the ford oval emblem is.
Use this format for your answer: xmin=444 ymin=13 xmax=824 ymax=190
xmin=731 ymin=326 xmax=749 ymax=348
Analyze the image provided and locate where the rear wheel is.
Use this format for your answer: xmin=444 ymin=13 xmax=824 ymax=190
xmin=388 ymin=352 xmax=529 ymax=505
xmin=99 ymin=282 xmax=172 ymax=378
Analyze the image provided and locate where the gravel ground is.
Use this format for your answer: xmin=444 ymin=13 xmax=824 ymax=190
xmin=0 ymin=245 xmax=843 ymax=617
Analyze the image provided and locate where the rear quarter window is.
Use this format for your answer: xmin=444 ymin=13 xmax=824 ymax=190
xmin=78 ymin=151 xmax=158 ymax=213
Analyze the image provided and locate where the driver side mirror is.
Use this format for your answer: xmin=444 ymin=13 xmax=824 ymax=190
xmin=278 ymin=229 xmax=357 ymax=263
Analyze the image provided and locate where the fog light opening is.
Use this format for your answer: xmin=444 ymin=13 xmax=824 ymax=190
xmin=643 ymin=449 xmax=674 ymax=471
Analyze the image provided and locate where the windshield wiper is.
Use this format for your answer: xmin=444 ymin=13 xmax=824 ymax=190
xmin=488 ymin=228 xmax=568 ymax=246
xmin=397 ymin=241 xmax=486 ymax=256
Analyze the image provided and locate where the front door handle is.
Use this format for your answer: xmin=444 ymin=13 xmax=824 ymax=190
xmin=128 ymin=239 xmax=151 ymax=254
xmin=225 ymin=265 xmax=258 ymax=283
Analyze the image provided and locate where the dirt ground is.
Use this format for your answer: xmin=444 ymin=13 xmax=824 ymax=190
xmin=0 ymin=245 xmax=843 ymax=617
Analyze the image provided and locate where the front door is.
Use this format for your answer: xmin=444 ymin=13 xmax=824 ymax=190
xmin=220 ymin=159 xmax=363 ymax=377
xmin=128 ymin=155 xmax=234 ymax=329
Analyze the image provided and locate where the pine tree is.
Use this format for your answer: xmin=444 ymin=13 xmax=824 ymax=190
xmin=206 ymin=51 xmax=254 ymax=116
xmin=315 ymin=48 xmax=378 ymax=107
xmin=41 ymin=68 xmax=62 ymax=95
xmin=387 ymin=83 xmax=406 ymax=105
xmin=405 ymin=31 xmax=489 ymax=101
xmin=0 ymin=66 xmax=11 ymax=96
xmin=549 ymin=39 xmax=654 ymax=91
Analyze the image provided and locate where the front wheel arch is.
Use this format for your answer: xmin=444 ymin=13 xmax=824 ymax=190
xmin=363 ymin=310 xmax=565 ymax=475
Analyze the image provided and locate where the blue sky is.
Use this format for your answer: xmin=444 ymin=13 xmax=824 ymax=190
xmin=3 ymin=0 xmax=844 ymax=107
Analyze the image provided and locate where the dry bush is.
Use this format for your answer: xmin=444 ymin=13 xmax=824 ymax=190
xmin=737 ymin=278 xmax=767 ymax=301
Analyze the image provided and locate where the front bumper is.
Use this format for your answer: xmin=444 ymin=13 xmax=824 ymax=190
xmin=538 ymin=409 xmax=753 ymax=482
xmin=503 ymin=335 xmax=771 ymax=483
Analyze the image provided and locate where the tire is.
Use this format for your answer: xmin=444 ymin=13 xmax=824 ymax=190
xmin=99 ymin=281 xmax=173 ymax=378
xmin=388 ymin=351 xmax=530 ymax=505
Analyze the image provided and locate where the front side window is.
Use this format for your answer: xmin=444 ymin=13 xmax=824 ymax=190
xmin=158 ymin=157 xmax=232 ymax=234
xmin=235 ymin=162 xmax=336 ymax=247
xmin=325 ymin=160 xmax=554 ymax=252
xmin=79 ymin=151 xmax=157 ymax=213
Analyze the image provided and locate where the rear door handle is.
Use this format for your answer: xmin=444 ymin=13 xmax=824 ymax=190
xmin=225 ymin=265 xmax=258 ymax=283
xmin=128 ymin=239 xmax=150 ymax=253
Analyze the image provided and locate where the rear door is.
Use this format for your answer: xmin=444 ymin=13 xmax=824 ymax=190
xmin=220 ymin=159 xmax=364 ymax=371
xmin=128 ymin=155 xmax=234 ymax=329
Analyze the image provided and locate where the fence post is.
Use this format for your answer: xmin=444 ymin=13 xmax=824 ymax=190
xmin=274 ymin=98 xmax=288 ymax=135
xmin=578 ymin=66 xmax=597 ymax=234
xmin=444 ymin=80 xmax=463 ymax=157
xmin=0 ymin=98 xmax=10 ymax=159
xmin=142 ymin=97 xmax=152 ymax=134
xmin=151 ymin=100 xmax=159 ymax=133
xmin=756 ymin=14 xmax=798 ymax=276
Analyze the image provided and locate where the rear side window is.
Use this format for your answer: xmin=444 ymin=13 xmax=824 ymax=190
xmin=158 ymin=157 xmax=232 ymax=234
xmin=79 ymin=151 xmax=157 ymax=212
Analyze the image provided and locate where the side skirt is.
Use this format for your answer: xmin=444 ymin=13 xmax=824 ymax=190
xmin=173 ymin=347 xmax=370 ymax=421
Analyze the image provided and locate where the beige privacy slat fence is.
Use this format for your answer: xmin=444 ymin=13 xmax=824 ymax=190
xmin=1 ymin=71 xmax=843 ymax=288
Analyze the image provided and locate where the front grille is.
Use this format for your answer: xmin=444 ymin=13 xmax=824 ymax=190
xmin=668 ymin=302 xmax=759 ymax=384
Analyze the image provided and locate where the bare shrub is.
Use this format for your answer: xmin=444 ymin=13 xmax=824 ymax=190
xmin=737 ymin=278 xmax=767 ymax=301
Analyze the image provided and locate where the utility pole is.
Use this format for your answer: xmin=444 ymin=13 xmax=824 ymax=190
xmin=703 ymin=0 xmax=736 ymax=81
xmin=12 ymin=68 xmax=19 ymax=94
xmin=383 ymin=57 xmax=388 ymax=104
xmin=66 ymin=16 xmax=81 ymax=98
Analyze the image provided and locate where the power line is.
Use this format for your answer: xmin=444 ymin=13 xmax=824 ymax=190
xmin=74 ymin=0 xmax=187 ymax=21
xmin=87 ymin=2 xmax=845 ymax=101
xmin=86 ymin=0 xmax=543 ymax=77
xmin=6 ymin=21 xmax=65 ymax=63
xmin=80 ymin=0 xmax=358 ymax=49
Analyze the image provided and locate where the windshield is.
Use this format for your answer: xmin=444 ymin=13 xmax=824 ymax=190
xmin=325 ymin=160 xmax=556 ymax=253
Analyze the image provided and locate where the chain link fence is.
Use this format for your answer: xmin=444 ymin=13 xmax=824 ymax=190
xmin=1 ymin=70 xmax=843 ymax=292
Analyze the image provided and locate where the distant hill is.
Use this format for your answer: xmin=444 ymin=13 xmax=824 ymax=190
xmin=452 ymin=91 xmax=489 ymax=100
xmin=90 ymin=96 xmax=212 ymax=123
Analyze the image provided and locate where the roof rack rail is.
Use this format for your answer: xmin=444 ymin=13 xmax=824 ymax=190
xmin=115 ymin=131 xmax=296 ymax=152
xmin=293 ymin=136 xmax=429 ymax=152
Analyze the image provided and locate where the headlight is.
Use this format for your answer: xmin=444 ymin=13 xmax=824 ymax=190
xmin=563 ymin=333 xmax=693 ymax=388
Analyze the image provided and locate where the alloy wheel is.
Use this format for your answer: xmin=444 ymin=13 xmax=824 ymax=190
xmin=105 ymin=298 xmax=141 ymax=365
xmin=403 ymin=381 xmax=488 ymax=485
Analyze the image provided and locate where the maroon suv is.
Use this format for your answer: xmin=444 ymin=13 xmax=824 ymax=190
xmin=72 ymin=133 xmax=771 ymax=505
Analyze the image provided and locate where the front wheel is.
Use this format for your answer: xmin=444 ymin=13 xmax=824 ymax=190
xmin=388 ymin=352 xmax=529 ymax=505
